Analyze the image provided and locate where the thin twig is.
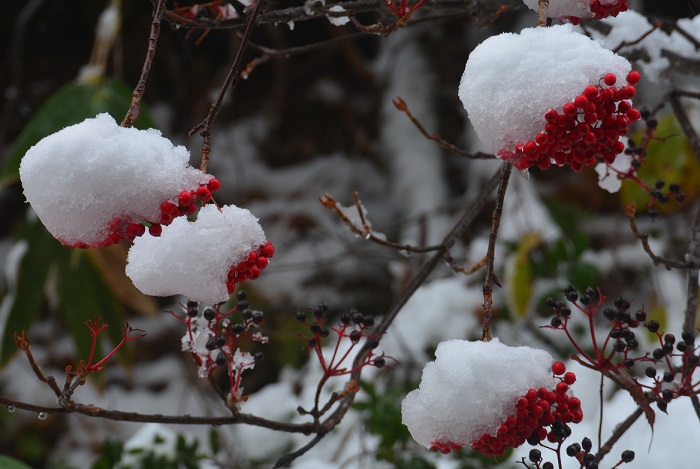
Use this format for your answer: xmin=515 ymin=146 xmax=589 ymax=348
xmin=319 ymin=192 xmax=443 ymax=253
xmin=121 ymin=0 xmax=167 ymax=128
xmin=189 ymin=0 xmax=266 ymax=173
xmin=691 ymin=395 xmax=700 ymax=422
xmin=392 ymin=97 xmax=493 ymax=160
xmin=13 ymin=332 xmax=62 ymax=397
xmin=595 ymin=407 xmax=644 ymax=463
xmin=612 ymin=22 xmax=661 ymax=53
xmin=276 ymin=166 xmax=504 ymax=466
xmin=623 ymin=202 xmax=693 ymax=269
xmin=669 ymin=91 xmax=700 ymax=163
xmin=160 ymin=0 xmax=524 ymax=30
xmin=482 ymin=163 xmax=512 ymax=341
xmin=537 ymin=0 xmax=549 ymax=27
xmin=684 ymin=204 xmax=700 ymax=334
xmin=274 ymin=434 xmax=326 ymax=468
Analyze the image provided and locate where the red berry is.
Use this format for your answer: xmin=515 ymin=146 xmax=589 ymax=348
xmin=544 ymin=108 xmax=559 ymax=122
xmin=148 ymin=224 xmax=162 ymax=236
xmin=256 ymin=256 xmax=269 ymax=269
xmin=627 ymin=108 xmax=641 ymax=121
xmin=160 ymin=201 xmax=178 ymax=216
xmin=207 ymin=177 xmax=221 ymax=192
xmin=626 ymin=70 xmax=640 ymax=84
xmin=178 ymin=190 xmax=193 ymax=206
xmin=552 ymin=361 xmax=566 ymax=375
xmin=563 ymin=372 xmax=577 ymax=385
xmin=196 ymin=186 xmax=212 ymax=201
xmin=563 ymin=102 xmax=577 ymax=117
xmin=619 ymin=85 xmax=636 ymax=99
xmin=583 ymin=85 xmax=599 ymax=99
xmin=574 ymin=95 xmax=588 ymax=108
xmin=185 ymin=203 xmax=197 ymax=215
xmin=260 ymin=241 xmax=275 ymax=257
xmin=603 ymin=73 xmax=617 ymax=86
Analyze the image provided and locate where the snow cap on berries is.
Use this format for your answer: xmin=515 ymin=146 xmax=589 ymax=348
xmin=126 ymin=204 xmax=267 ymax=303
xmin=402 ymin=338 xmax=556 ymax=450
xmin=19 ymin=113 xmax=211 ymax=246
xmin=521 ymin=0 xmax=627 ymax=19
xmin=459 ymin=24 xmax=631 ymax=163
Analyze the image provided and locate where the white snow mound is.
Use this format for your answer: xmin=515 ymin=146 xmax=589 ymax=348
xmin=126 ymin=204 xmax=266 ymax=303
xmin=19 ymin=113 xmax=210 ymax=246
xmin=402 ymin=338 xmax=556 ymax=449
xmin=459 ymin=24 xmax=631 ymax=158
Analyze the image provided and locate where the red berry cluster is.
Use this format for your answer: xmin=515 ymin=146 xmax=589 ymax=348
xmin=590 ymin=0 xmax=627 ymax=19
xmin=226 ymin=240 xmax=275 ymax=293
xmin=502 ymin=70 xmax=641 ymax=172
xmin=68 ymin=178 xmax=222 ymax=249
xmin=430 ymin=362 xmax=581 ymax=457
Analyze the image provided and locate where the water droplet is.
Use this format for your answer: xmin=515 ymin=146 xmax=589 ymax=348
xmin=7 ymin=405 xmax=16 ymax=413
xmin=38 ymin=412 xmax=47 ymax=420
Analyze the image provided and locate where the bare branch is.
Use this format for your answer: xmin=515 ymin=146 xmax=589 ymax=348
xmin=121 ymin=0 xmax=167 ymax=128
xmin=482 ymin=163 xmax=512 ymax=341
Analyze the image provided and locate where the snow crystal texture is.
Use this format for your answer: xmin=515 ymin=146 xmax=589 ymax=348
xmin=19 ymin=113 xmax=209 ymax=246
xmin=459 ymin=24 xmax=631 ymax=158
xmin=126 ymin=204 xmax=266 ymax=303
xmin=402 ymin=338 xmax=556 ymax=448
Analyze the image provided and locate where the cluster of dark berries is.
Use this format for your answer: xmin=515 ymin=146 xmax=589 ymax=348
xmin=503 ymin=71 xmax=641 ymax=172
xmin=225 ymin=240 xmax=275 ymax=293
xmin=644 ymin=328 xmax=698 ymax=412
xmin=83 ymin=178 xmax=221 ymax=248
xmin=645 ymin=179 xmax=686 ymax=220
xmin=179 ymin=292 xmax=266 ymax=387
xmin=296 ymin=304 xmax=388 ymax=375
xmin=467 ymin=362 xmax=581 ymax=457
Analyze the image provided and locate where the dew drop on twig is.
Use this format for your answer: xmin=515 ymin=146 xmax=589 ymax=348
xmin=38 ymin=412 xmax=47 ymax=420
xmin=7 ymin=405 xmax=16 ymax=413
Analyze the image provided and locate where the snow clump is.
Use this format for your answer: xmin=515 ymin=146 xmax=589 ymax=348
xmin=459 ymin=24 xmax=633 ymax=170
xmin=402 ymin=338 xmax=556 ymax=451
xmin=126 ymin=204 xmax=268 ymax=303
xmin=19 ymin=113 xmax=211 ymax=247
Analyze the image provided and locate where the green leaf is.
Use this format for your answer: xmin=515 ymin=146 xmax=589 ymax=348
xmin=621 ymin=112 xmax=700 ymax=211
xmin=507 ymin=233 xmax=540 ymax=318
xmin=0 ymin=217 xmax=61 ymax=365
xmin=0 ymin=455 xmax=33 ymax=469
xmin=565 ymin=262 xmax=599 ymax=291
xmin=1 ymin=78 xmax=155 ymax=188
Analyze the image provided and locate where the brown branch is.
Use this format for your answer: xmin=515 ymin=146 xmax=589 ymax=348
xmin=537 ymin=0 xmax=549 ymax=27
xmin=160 ymin=0 xmax=524 ymax=30
xmin=612 ymin=22 xmax=661 ymax=53
xmin=669 ymin=91 xmax=700 ymax=164
xmin=13 ymin=331 xmax=62 ymax=397
xmin=683 ymin=205 xmax=700 ymax=336
xmin=594 ymin=407 xmax=644 ymax=463
xmin=623 ymin=202 xmax=693 ymax=269
xmin=273 ymin=165 xmax=505 ymax=466
xmin=189 ymin=0 xmax=266 ymax=173
xmin=0 ymin=395 xmax=315 ymax=433
xmin=121 ymin=0 xmax=167 ymax=128
xmin=482 ymin=163 xmax=512 ymax=341
xmin=319 ymin=192 xmax=444 ymax=253
xmin=392 ymin=97 xmax=493 ymax=160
